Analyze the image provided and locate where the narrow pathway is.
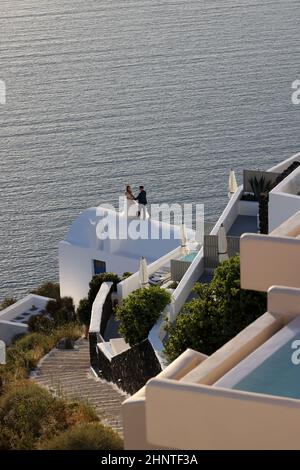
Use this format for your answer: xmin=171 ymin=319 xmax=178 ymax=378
xmin=32 ymin=338 xmax=127 ymax=436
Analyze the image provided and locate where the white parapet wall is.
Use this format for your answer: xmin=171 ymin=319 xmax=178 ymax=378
xmin=145 ymin=378 xmax=300 ymax=450
xmin=89 ymin=282 xmax=113 ymax=335
xmin=210 ymin=187 xmax=243 ymax=235
xmin=170 ymin=248 xmax=204 ymax=320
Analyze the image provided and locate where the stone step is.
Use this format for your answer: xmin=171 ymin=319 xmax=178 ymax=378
xmin=31 ymin=338 xmax=127 ymax=436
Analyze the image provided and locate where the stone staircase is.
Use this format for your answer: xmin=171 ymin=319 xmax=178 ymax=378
xmin=32 ymin=338 xmax=127 ymax=436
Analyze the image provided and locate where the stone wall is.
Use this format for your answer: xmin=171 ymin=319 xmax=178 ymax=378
xmin=90 ymin=337 xmax=162 ymax=395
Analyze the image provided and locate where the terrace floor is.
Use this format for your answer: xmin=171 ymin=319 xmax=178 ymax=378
xmin=227 ymin=215 xmax=258 ymax=237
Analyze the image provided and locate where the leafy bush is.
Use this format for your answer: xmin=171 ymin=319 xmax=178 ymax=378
xmin=116 ymin=287 xmax=171 ymax=346
xmin=27 ymin=297 xmax=76 ymax=334
xmin=0 ymin=297 xmax=16 ymax=311
xmin=77 ymin=273 xmax=120 ymax=327
xmin=249 ymin=176 xmax=275 ymax=202
xmin=46 ymin=296 xmax=76 ymax=326
xmin=164 ymin=256 xmax=267 ymax=361
xmin=0 ymin=320 xmax=123 ymax=450
xmin=0 ymin=382 xmax=69 ymax=449
xmin=87 ymin=273 xmax=120 ymax=304
xmin=0 ymin=381 xmax=103 ymax=450
xmin=28 ymin=314 xmax=54 ymax=333
xmin=77 ymin=298 xmax=92 ymax=328
xmin=169 ymin=281 xmax=179 ymax=289
xmin=31 ymin=282 xmax=60 ymax=301
xmin=40 ymin=422 xmax=123 ymax=450
xmin=122 ymin=272 xmax=133 ymax=279
xmin=65 ymin=401 xmax=99 ymax=428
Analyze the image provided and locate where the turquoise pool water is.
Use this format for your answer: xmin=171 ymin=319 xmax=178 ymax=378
xmin=233 ymin=332 xmax=300 ymax=400
xmin=181 ymin=251 xmax=198 ymax=263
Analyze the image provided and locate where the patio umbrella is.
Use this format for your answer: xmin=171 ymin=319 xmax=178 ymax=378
xmin=218 ymin=223 xmax=229 ymax=263
xmin=180 ymin=223 xmax=189 ymax=252
xmin=139 ymin=256 xmax=149 ymax=288
xmin=228 ymin=169 xmax=238 ymax=198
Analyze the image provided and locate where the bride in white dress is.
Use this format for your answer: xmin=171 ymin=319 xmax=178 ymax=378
xmin=124 ymin=185 xmax=138 ymax=217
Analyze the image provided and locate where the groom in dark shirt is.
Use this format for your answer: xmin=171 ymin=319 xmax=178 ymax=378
xmin=135 ymin=185 xmax=147 ymax=219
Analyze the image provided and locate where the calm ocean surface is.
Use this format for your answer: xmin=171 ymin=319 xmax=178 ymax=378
xmin=0 ymin=0 xmax=300 ymax=300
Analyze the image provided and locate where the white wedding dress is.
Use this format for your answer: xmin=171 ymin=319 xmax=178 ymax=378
xmin=123 ymin=195 xmax=139 ymax=217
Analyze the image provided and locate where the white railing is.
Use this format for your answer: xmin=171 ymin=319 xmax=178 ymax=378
xmin=211 ymin=186 xmax=243 ymax=235
xmin=170 ymin=247 xmax=205 ymax=320
xmin=89 ymin=282 xmax=113 ymax=335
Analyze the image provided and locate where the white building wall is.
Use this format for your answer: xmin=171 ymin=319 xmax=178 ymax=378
xmin=59 ymin=241 xmax=142 ymax=306
xmin=0 ymin=321 xmax=28 ymax=345
xmin=0 ymin=295 xmax=52 ymax=345
xmin=269 ymin=191 xmax=300 ymax=232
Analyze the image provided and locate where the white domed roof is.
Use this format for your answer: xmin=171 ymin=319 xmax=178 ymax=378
xmin=65 ymin=206 xmax=195 ymax=262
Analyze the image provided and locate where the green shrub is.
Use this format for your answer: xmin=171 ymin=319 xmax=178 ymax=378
xmin=87 ymin=273 xmax=120 ymax=304
xmin=65 ymin=401 xmax=99 ymax=427
xmin=76 ymin=298 xmax=91 ymax=327
xmin=0 ymin=382 xmax=69 ymax=449
xmin=28 ymin=314 xmax=54 ymax=333
xmin=10 ymin=332 xmax=54 ymax=354
xmin=31 ymin=282 xmax=60 ymax=301
xmin=122 ymin=272 xmax=133 ymax=279
xmin=5 ymin=333 xmax=54 ymax=373
xmin=116 ymin=286 xmax=171 ymax=346
xmin=0 ymin=297 xmax=17 ymax=311
xmin=46 ymin=296 xmax=75 ymax=323
xmin=77 ymin=273 xmax=120 ymax=327
xmin=164 ymin=284 xmax=220 ymax=361
xmin=0 ymin=382 xmax=102 ymax=450
xmin=52 ymin=323 xmax=83 ymax=343
xmin=210 ymin=256 xmax=267 ymax=339
xmin=27 ymin=297 xmax=76 ymax=334
xmin=164 ymin=256 xmax=267 ymax=361
xmin=40 ymin=422 xmax=123 ymax=450
xmin=249 ymin=176 xmax=275 ymax=202
xmin=169 ymin=281 xmax=179 ymax=289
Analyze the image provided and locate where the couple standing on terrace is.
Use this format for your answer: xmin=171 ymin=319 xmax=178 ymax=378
xmin=124 ymin=185 xmax=148 ymax=219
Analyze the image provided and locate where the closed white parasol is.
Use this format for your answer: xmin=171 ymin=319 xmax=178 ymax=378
xmin=218 ymin=223 xmax=229 ymax=263
xmin=180 ymin=223 xmax=189 ymax=253
xmin=139 ymin=256 xmax=149 ymax=287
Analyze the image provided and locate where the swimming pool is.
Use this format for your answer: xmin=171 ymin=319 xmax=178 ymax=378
xmin=214 ymin=315 xmax=300 ymax=400
xmin=181 ymin=251 xmax=199 ymax=263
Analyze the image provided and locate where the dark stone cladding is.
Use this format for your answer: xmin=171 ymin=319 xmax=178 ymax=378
xmin=89 ymin=336 xmax=162 ymax=395
xmin=99 ymin=286 xmax=113 ymax=337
